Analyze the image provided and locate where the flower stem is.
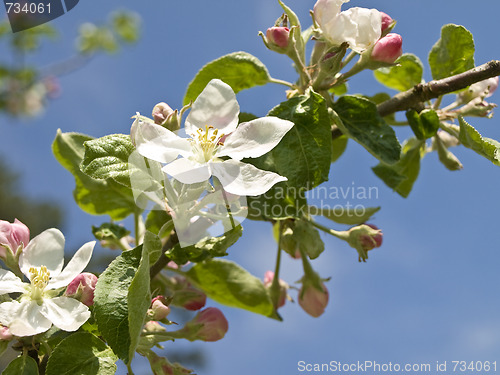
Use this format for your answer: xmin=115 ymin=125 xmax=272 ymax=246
xmin=269 ymin=77 xmax=296 ymax=89
xmin=270 ymin=222 xmax=283 ymax=309
xmin=305 ymin=217 xmax=349 ymax=241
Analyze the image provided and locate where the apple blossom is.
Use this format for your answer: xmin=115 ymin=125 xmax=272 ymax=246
xmin=0 ymin=228 xmax=95 ymax=337
xmin=0 ymin=218 xmax=30 ymax=258
xmin=133 ymin=79 xmax=294 ymax=196
xmin=314 ymin=0 xmax=382 ymax=53
xmin=371 ymin=33 xmax=403 ymax=64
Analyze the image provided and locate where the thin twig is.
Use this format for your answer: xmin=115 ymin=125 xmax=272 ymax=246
xmin=149 ymin=231 xmax=179 ymax=279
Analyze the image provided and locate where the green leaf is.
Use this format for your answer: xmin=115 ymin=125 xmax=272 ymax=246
xmin=333 ymin=96 xmax=401 ymax=164
xmin=2 ymin=355 xmax=38 ymax=375
xmin=310 ymin=206 xmax=381 ymax=225
xmin=145 ymin=210 xmax=172 ymax=236
xmin=331 ymin=135 xmax=348 ymax=163
xmin=372 ymin=138 xmax=425 ymax=198
xmin=246 ymin=181 xmax=308 ymax=220
xmin=45 ymin=333 xmax=117 ymax=375
xmin=293 ymin=220 xmax=324 ymax=259
xmin=428 ymin=24 xmax=475 ymax=80
xmin=406 ymin=109 xmax=440 ymax=140
xmin=94 ymin=245 xmax=151 ymax=364
xmin=258 ymin=90 xmax=332 ymax=189
xmin=166 ymin=225 xmax=242 ymax=265
xmin=186 ymin=259 xmax=273 ymax=317
xmin=458 ymin=117 xmax=500 ymax=166
xmin=52 ymin=130 xmax=137 ymax=220
xmin=374 ymin=53 xmax=424 ymax=91
xmin=183 ymin=52 xmax=271 ymax=105
xmin=81 ymin=134 xmax=136 ymax=187
xmin=92 ymin=222 xmax=130 ymax=242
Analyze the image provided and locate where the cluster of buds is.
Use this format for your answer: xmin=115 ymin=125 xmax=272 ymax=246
xmin=64 ymin=272 xmax=98 ymax=307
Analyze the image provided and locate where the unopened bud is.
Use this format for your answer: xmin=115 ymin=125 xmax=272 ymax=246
xmin=266 ymin=27 xmax=290 ymax=49
xmin=263 ymin=271 xmax=288 ymax=308
xmin=371 ymin=33 xmax=402 ymax=64
xmin=184 ymin=307 xmax=228 ymax=342
xmin=298 ymin=282 xmax=329 ymax=318
xmin=0 ymin=325 xmax=13 ymax=341
xmin=152 ymin=102 xmax=180 ymax=131
xmin=149 ymin=296 xmax=171 ymax=321
xmin=380 ymin=12 xmax=394 ymax=34
xmin=148 ymin=352 xmax=194 ymax=375
xmin=64 ymin=272 xmax=98 ymax=307
xmin=347 ymin=224 xmax=383 ymax=261
xmin=0 ymin=218 xmax=30 ymax=259
xmin=172 ymin=286 xmax=207 ymax=311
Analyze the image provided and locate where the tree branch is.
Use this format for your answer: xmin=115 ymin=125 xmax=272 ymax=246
xmin=377 ymin=60 xmax=500 ymax=117
xmin=150 ymin=231 xmax=178 ymax=279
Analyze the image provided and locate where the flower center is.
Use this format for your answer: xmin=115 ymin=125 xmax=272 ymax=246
xmin=29 ymin=266 xmax=50 ymax=301
xmin=190 ymin=125 xmax=225 ymax=163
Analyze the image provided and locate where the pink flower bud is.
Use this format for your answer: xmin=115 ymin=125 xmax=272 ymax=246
xmin=0 ymin=325 xmax=13 ymax=341
xmin=172 ymin=287 xmax=207 ymax=311
xmin=149 ymin=353 xmax=193 ymax=375
xmin=0 ymin=219 xmax=30 ymax=258
xmin=187 ymin=307 xmax=228 ymax=342
xmin=371 ymin=33 xmax=402 ymax=64
xmin=64 ymin=272 xmax=98 ymax=307
xmin=380 ymin=12 xmax=393 ymax=33
xmin=359 ymin=223 xmax=383 ymax=251
xmin=152 ymin=102 xmax=174 ymax=125
xmin=150 ymin=296 xmax=171 ymax=321
xmin=266 ymin=27 xmax=290 ymax=49
xmin=298 ymin=283 xmax=329 ymax=318
xmin=263 ymin=271 xmax=288 ymax=308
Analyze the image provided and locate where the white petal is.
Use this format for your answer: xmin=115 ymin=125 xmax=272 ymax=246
xmin=342 ymin=8 xmax=381 ymax=53
xmin=0 ymin=269 xmax=27 ymax=294
xmin=48 ymin=241 xmax=95 ymax=290
xmin=162 ymin=158 xmax=211 ymax=184
xmin=218 ymin=117 xmax=294 ymax=160
xmin=211 ymin=160 xmax=287 ymax=196
xmin=40 ymin=297 xmax=90 ymax=332
xmin=20 ymin=228 xmax=65 ymax=278
xmin=313 ymin=0 xmax=349 ymax=29
xmin=0 ymin=300 xmax=52 ymax=336
xmin=185 ymin=79 xmax=240 ymax=135
xmin=135 ymin=121 xmax=192 ymax=163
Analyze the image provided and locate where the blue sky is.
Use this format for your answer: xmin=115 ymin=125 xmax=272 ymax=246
xmin=2 ymin=1 xmax=500 ymax=374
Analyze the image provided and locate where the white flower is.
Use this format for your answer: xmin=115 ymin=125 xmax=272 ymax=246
xmin=133 ymin=79 xmax=294 ymax=196
xmin=314 ymin=0 xmax=382 ymax=53
xmin=0 ymin=229 xmax=95 ymax=337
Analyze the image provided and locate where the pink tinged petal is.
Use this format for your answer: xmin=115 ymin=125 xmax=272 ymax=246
xmin=162 ymin=158 xmax=211 ymax=184
xmin=210 ymin=159 xmax=287 ymax=196
xmin=40 ymin=297 xmax=90 ymax=332
xmin=20 ymin=228 xmax=65 ymax=278
xmin=48 ymin=241 xmax=95 ymax=290
xmin=0 ymin=269 xmax=27 ymax=294
xmin=185 ymin=79 xmax=240 ymax=135
xmin=0 ymin=300 xmax=52 ymax=336
xmin=12 ymin=219 xmax=30 ymax=249
xmin=135 ymin=121 xmax=192 ymax=163
xmin=218 ymin=117 xmax=294 ymax=160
